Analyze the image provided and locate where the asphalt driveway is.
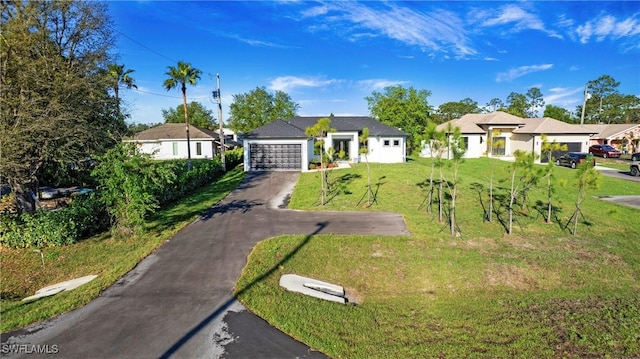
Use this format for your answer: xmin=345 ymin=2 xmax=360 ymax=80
xmin=1 ymin=171 xmax=409 ymax=359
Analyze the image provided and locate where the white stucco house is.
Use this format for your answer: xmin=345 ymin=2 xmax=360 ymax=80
xmin=242 ymin=116 xmax=408 ymax=171
xmin=125 ymin=123 xmax=238 ymax=160
xmin=425 ymin=112 xmax=597 ymax=163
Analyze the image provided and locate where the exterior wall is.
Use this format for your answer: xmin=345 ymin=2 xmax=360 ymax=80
xmin=242 ymin=138 xmax=311 ymax=171
xmin=462 ymin=134 xmax=485 ymax=158
xmin=510 ymin=134 xmax=532 ymax=154
xmin=366 ymin=136 xmax=405 ymax=163
xmin=133 ymin=140 xmax=215 ymax=160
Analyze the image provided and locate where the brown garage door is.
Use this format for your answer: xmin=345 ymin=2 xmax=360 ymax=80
xmin=249 ymin=143 xmax=302 ymax=171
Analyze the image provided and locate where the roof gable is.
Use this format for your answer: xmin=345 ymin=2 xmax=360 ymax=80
xmin=513 ymin=117 xmax=596 ymax=134
xmin=243 ymin=120 xmax=307 ymax=139
xmin=244 ymin=116 xmax=408 ymax=139
xmin=583 ymin=123 xmax=640 ymax=138
xmin=132 ymin=123 xmax=218 ymax=141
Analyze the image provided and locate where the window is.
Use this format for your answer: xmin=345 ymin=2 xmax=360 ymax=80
xmin=492 ymin=137 xmax=506 ymax=156
xmin=172 ymin=142 xmax=178 ymax=156
xmin=196 ymin=142 xmax=202 ymax=156
xmin=393 ymin=140 xmax=400 ymax=147
xmin=361 ymin=139 xmax=369 ymax=153
xmin=383 ymin=140 xmax=390 ymax=147
xmin=462 ymin=137 xmax=469 ymax=150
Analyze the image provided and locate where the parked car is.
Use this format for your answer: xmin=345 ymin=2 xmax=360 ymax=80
xmin=555 ymin=152 xmax=595 ymax=169
xmin=588 ymin=144 xmax=621 ymax=158
xmin=631 ymin=160 xmax=640 ymax=176
xmin=631 ymin=152 xmax=640 ymax=162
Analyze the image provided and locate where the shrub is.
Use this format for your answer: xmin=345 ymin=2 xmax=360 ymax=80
xmin=0 ymin=193 xmax=109 ymax=248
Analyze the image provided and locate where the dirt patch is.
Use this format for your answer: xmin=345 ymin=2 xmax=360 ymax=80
xmin=344 ymin=287 xmax=363 ymax=305
xmin=484 ymin=264 xmax=541 ymax=290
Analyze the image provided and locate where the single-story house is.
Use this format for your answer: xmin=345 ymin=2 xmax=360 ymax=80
xmin=125 ymin=123 xmax=239 ymax=160
xmin=242 ymin=116 xmax=408 ymax=171
xmin=583 ymin=124 xmax=640 ymax=154
xmin=426 ymin=112 xmax=596 ymax=163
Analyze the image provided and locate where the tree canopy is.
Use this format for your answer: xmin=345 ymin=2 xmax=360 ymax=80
xmin=228 ymin=87 xmax=299 ymax=133
xmin=544 ymin=105 xmax=573 ymax=123
xmin=435 ymin=98 xmax=480 ymax=123
xmin=162 ymin=101 xmax=215 ymax=129
xmin=505 ymin=92 xmax=528 ymax=118
xmin=1 ymin=0 xmax=121 ymax=212
xmin=577 ymin=75 xmax=639 ymax=124
xmin=365 ymin=85 xmax=433 ymax=153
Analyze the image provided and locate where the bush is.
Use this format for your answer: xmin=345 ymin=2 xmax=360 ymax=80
xmin=0 ymin=193 xmax=109 ymax=248
xmin=0 ymin=147 xmax=245 ymax=247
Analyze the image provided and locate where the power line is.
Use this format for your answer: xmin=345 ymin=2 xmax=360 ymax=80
xmin=111 ymin=27 xmax=178 ymax=64
xmin=132 ymin=88 xmax=211 ymax=101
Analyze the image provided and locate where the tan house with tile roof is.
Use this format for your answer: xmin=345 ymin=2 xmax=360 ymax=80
xmin=429 ymin=112 xmax=596 ymax=162
xmin=582 ymin=124 xmax=640 ymax=154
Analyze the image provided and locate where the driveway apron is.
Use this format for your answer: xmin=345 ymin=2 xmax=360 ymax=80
xmin=1 ymin=171 xmax=409 ymax=359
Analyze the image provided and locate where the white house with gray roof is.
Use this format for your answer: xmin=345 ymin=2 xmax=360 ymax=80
xmin=125 ymin=123 xmax=238 ymax=160
xmin=242 ymin=116 xmax=408 ymax=171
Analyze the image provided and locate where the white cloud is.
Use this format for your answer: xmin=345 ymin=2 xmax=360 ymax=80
xmin=476 ymin=4 xmax=560 ymax=38
xmin=496 ymin=64 xmax=553 ymax=82
xmin=357 ymin=79 xmax=409 ymax=91
xmin=300 ymin=2 xmax=477 ymax=58
xmin=268 ymin=76 xmax=339 ymax=92
xmin=576 ymin=13 xmax=640 ymax=44
xmin=544 ymin=86 xmax=584 ymax=108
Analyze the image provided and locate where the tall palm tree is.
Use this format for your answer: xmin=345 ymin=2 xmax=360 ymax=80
xmin=107 ymin=63 xmax=137 ymax=120
xmin=163 ymin=61 xmax=202 ymax=170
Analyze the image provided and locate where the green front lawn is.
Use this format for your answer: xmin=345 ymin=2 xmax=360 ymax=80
xmin=236 ymin=157 xmax=640 ymax=358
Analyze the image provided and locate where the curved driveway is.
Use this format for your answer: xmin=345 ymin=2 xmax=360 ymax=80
xmin=2 ymin=171 xmax=409 ymax=359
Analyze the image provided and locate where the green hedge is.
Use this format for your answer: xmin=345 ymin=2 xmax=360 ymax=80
xmin=153 ymin=148 xmax=243 ymax=205
xmin=0 ymin=148 xmax=244 ymax=248
xmin=0 ymin=193 xmax=109 ymax=248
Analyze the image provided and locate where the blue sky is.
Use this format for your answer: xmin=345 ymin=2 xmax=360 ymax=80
xmin=107 ymin=1 xmax=640 ymax=125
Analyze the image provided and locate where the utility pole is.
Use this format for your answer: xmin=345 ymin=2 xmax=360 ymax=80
xmin=580 ymin=84 xmax=591 ymax=125
xmin=214 ymin=73 xmax=226 ymax=171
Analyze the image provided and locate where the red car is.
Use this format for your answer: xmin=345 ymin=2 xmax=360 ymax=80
xmin=588 ymin=144 xmax=621 ymax=158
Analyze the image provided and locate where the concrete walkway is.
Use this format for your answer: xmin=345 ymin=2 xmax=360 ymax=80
xmin=1 ymin=172 xmax=409 ymax=359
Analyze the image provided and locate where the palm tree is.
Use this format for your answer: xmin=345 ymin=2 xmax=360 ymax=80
xmin=163 ymin=61 xmax=202 ymax=170
xmin=107 ymin=63 xmax=137 ymax=120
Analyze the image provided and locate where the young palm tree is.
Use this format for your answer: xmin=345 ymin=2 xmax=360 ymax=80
xmin=163 ymin=61 xmax=202 ymax=170
xmin=107 ymin=64 xmax=137 ymax=120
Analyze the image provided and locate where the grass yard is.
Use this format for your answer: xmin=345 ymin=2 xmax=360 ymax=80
xmin=236 ymin=157 xmax=640 ymax=358
xmin=0 ymin=167 xmax=246 ymax=333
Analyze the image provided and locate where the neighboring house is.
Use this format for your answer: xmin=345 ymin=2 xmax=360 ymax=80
xmin=214 ymin=127 xmax=239 ymax=142
xmin=242 ymin=116 xmax=408 ymax=171
xmin=428 ymin=112 xmax=595 ymax=163
xmin=583 ymin=124 xmax=640 ymax=154
xmin=125 ymin=123 xmax=239 ymax=160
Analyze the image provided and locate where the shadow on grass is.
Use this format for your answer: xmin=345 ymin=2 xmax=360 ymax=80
xmin=158 ymin=222 xmax=328 ymax=359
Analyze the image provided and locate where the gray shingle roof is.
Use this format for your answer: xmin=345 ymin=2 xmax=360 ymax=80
xmin=243 ymin=116 xmax=408 ymax=139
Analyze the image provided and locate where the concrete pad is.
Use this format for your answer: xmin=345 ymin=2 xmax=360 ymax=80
xmin=280 ymin=274 xmax=346 ymax=304
xmin=22 ymin=275 xmax=98 ymax=302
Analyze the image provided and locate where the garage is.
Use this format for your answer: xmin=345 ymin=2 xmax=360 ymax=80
xmin=249 ymin=143 xmax=302 ymax=171
xmin=543 ymin=142 xmax=582 ymax=163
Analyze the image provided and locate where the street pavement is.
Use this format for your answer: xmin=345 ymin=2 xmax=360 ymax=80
xmin=1 ymin=171 xmax=409 ymax=359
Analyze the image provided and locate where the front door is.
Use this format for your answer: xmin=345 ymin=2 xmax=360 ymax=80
xmin=333 ymin=139 xmax=350 ymax=159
